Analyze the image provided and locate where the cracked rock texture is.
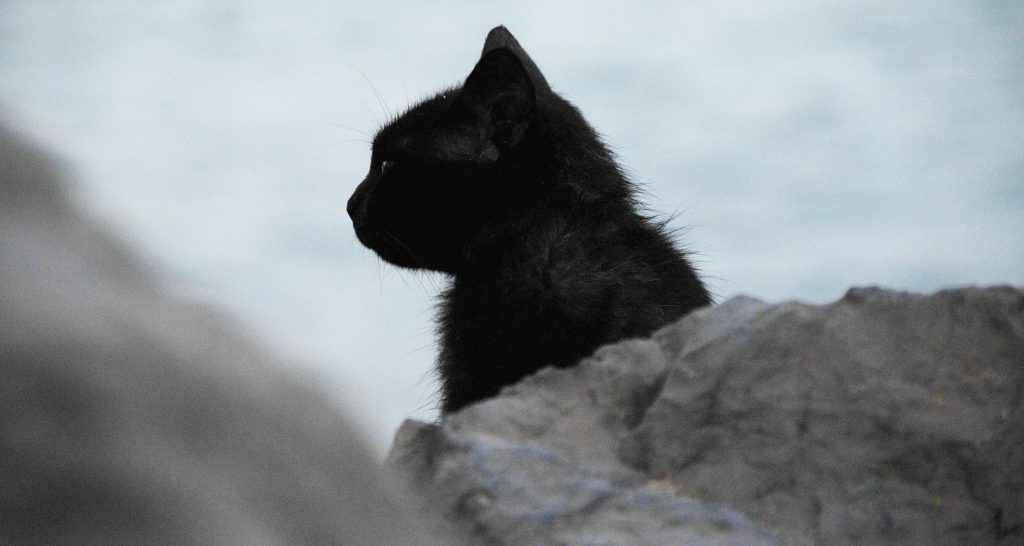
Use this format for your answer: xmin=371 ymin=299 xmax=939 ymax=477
xmin=388 ymin=286 xmax=1024 ymax=545
xmin=1 ymin=123 xmax=427 ymax=544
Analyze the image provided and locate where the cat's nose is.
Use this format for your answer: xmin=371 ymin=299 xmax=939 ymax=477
xmin=346 ymin=191 xmax=359 ymax=220
xmin=347 ymin=181 xmax=367 ymax=223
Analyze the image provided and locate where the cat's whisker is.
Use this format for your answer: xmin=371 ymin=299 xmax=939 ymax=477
xmin=399 ymin=78 xmax=410 ymax=111
xmin=411 ymin=273 xmax=429 ymax=294
xmin=376 ymin=256 xmax=384 ymax=294
xmin=397 ymin=271 xmax=412 ymax=290
xmin=381 ymin=230 xmax=423 ymax=268
xmin=355 ymin=67 xmax=392 ymax=123
xmin=355 ymin=96 xmax=384 ymax=127
xmin=400 ymin=341 xmax=435 ymax=359
xmin=324 ymin=122 xmax=374 ymax=140
xmin=424 ymin=272 xmax=443 ymax=293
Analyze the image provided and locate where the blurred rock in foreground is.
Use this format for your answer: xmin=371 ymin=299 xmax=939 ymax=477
xmin=0 ymin=122 xmax=426 ymax=544
xmin=389 ymin=286 xmax=1024 ymax=545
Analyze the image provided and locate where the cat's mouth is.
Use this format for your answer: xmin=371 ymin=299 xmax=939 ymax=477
xmin=354 ymin=226 xmax=422 ymax=268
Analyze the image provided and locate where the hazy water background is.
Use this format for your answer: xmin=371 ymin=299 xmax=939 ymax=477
xmin=2 ymin=1 xmax=1021 ymax=454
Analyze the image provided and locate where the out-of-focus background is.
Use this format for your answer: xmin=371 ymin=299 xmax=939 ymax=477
xmin=2 ymin=1 xmax=1021 ymax=454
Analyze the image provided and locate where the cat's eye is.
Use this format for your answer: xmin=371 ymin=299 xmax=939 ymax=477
xmin=379 ymin=160 xmax=394 ymax=174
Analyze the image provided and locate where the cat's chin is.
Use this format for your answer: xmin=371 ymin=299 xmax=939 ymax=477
xmin=353 ymin=227 xmax=429 ymax=270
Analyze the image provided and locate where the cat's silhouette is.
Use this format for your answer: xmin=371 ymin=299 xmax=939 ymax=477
xmin=348 ymin=26 xmax=711 ymax=413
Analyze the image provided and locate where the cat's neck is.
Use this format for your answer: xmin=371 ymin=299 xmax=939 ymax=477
xmin=530 ymin=97 xmax=634 ymax=205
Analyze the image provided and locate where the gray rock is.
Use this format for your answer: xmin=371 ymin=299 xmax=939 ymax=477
xmin=0 ymin=123 xmax=428 ymax=545
xmin=388 ymin=288 xmax=1024 ymax=545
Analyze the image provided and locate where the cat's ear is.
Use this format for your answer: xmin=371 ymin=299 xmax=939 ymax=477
xmin=481 ymin=26 xmax=551 ymax=93
xmin=461 ymin=48 xmax=535 ymax=154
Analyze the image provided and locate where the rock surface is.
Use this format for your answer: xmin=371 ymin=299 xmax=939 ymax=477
xmin=0 ymin=123 xmax=428 ymax=544
xmin=388 ymin=286 xmax=1024 ymax=545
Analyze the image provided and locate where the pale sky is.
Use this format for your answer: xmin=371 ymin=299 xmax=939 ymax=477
xmin=2 ymin=0 xmax=1021 ymax=453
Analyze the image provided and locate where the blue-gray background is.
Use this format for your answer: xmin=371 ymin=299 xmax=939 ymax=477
xmin=3 ymin=1 xmax=1021 ymax=454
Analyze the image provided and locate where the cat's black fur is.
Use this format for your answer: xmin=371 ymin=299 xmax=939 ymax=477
xmin=347 ymin=27 xmax=711 ymax=413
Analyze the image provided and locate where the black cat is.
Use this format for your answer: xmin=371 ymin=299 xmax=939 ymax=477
xmin=347 ymin=26 xmax=711 ymax=413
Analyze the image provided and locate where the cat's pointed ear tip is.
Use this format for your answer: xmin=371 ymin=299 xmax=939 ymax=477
xmin=483 ymin=25 xmax=518 ymax=52
xmin=486 ymin=25 xmax=513 ymax=40
xmin=487 ymin=25 xmax=512 ymax=37
xmin=479 ymin=25 xmax=552 ymax=92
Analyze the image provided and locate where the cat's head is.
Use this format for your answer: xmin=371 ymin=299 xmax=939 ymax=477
xmin=347 ymin=27 xmax=614 ymax=274
xmin=347 ymin=27 xmax=550 ymax=273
